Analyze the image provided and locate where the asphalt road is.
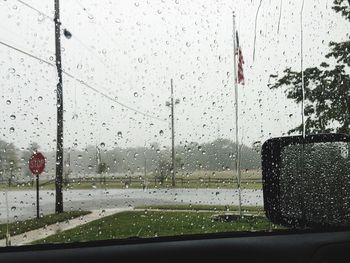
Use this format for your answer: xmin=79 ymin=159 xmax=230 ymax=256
xmin=0 ymin=188 xmax=263 ymax=223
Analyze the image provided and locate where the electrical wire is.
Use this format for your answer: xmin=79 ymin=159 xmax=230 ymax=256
xmin=0 ymin=40 xmax=166 ymax=122
xmin=16 ymin=0 xmax=117 ymax=77
xmin=17 ymin=0 xmax=52 ymax=20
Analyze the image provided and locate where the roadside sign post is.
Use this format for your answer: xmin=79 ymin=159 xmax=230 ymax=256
xmin=36 ymin=174 xmax=39 ymax=219
xmin=29 ymin=152 xmax=46 ymax=219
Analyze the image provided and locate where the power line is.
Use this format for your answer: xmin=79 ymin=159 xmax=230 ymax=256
xmin=17 ymin=0 xmax=52 ymax=20
xmin=0 ymin=40 xmax=52 ymax=67
xmin=16 ymin=0 xmax=117 ymax=76
xmin=0 ymin=40 xmax=166 ymax=122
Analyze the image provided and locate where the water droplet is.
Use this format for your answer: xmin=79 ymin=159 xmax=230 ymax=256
xmin=10 ymin=115 xmax=16 ymax=120
xmin=117 ymin=131 xmax=123 ymax=138
xmin=88 ymin=14 xmax=94 ymax=19
xmin=102 ymin=122 xmax=106 ymax=127
xmin=6 ymin=100 xmax=11 ymax=105
xmin=38 ymin=96 xmax=43 ymax=101
xmin=180 ymin=74 xmax=185 ymax=80
xmin=159 ymin=130 xmax=164 ymax=136
xmin=88 ymin=165 xmax=93 ymax=170
xmin=134 ymin=2 xmax=139 ymax=7
xmin=115 ymin=18 xmax=121 ymax=23
xmin=77 ymin=64 xmax=83 ymax=70
xmin=9 ymin=127 xmax=15 ymax=133
xmin=8 ymin=68 xmax=15 ymax=74
xmin=134 ymin=92 xmax=139 ymax=97
xmin=138 ymin=57 xmax=143 ymax=63
xmin=11 ymin=206 xmax=16 ymax=211
xmin=37 ymin=13 xmax=45 ymax=22
xmin=100 ymin=142 xmax=105 ymax=148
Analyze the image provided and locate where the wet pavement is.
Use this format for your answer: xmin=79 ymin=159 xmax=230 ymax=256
xmin=0 ymin=188 xmax=263 ymax=223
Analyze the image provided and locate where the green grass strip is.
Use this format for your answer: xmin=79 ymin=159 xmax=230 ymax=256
xmin=33 ymin=210 xmax=281 ymax=245
xmin=0 ymin=210 xmax=90 ymax=239
xmin=134 ymin=204 xmax=264 ymax=213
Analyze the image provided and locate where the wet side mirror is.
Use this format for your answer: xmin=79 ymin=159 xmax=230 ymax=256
xmin=262 ymin=133 xmax=350 ymax=229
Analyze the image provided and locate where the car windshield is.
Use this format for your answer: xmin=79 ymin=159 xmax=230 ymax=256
xmin=0 ymin=0 xmax=349 ymax=246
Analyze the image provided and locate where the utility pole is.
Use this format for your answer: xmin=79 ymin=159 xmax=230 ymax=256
xmin=165 ymin=79 xmax=180 ymax=187
xmin=232 ymin=12 xmax=242 ymax=217
xmin=54 ymin=0 xmax=64 ymax=213
xmin=171 ymin=79 xmax=175 ymax=187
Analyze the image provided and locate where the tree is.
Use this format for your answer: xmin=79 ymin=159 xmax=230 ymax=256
xmin=269 ymin=0 xmax=350 ymax=134
xmin=97 ymin=162 xmax=108 ymax=174
xmin=0 ymin=140 xmax=19 ymax=184
xmin=154 ymin=157 xmax=172 ymax=184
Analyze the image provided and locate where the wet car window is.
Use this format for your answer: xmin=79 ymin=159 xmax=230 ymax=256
xmin=0 ymin=0 xmax=349 ymax=246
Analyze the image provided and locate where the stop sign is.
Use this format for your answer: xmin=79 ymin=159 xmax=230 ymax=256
xmin=29 ymin=152 xmax=46 ymax=175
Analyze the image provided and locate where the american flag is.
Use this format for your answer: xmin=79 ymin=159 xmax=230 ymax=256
xmin=236 ymin=31 xmax=245 ymax=85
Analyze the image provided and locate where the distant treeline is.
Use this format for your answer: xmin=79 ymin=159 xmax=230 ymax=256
xmin=0 ymin=138 xmax=261 ymax=180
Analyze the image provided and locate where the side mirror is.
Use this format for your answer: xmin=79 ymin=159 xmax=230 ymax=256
xmin=262 ymin=133 xmax=350 ymax=229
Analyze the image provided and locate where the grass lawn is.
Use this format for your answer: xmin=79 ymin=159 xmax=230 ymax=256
xmin=0 ymin=210 xmax=90 ymax=239
xmin=135 ymin=204 xmax=264 ymax=214
xmin=33 ymin=210 xmax=281 ymax=245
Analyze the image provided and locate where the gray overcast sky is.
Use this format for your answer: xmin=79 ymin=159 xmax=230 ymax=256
xmin=0 ymin=0 xmax=348 ymax=152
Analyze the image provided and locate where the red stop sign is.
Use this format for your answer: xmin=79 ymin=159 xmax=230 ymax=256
xmin=29 ymin=152 xmax=46 ymax=175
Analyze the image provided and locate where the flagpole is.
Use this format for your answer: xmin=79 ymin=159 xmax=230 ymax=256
xmin=232 ymin=12 xmax=242 ymax=217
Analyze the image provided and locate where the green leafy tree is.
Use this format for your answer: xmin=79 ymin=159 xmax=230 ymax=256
xmin=270 ymin=0 xmax=350 ymax=134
